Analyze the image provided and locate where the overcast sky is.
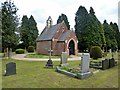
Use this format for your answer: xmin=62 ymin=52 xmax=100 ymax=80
xmin=1 ymin=0 xmax=120 ymax=33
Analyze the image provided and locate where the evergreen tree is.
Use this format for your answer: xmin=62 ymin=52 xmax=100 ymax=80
xmin=103 ymin=20 xmax=117 ymax=51
xmin=75 ymin=6 xmax=90 ymax=51
xmin=20 ymin=15 xmax=29 ymax=48
xmin=57 ymin=13 xmax=70 ymax=30
xmin=0 ymin=10 xmax=2 ymax=52
xmin=75 ymin=6 xmax=106 ymax=52
xmin=2 ymin=0 xmax=19 ymax=55
xmin=28 ymin=15 xmax=39 ymax=46
xmin=20 ymin=15 xmax=39 ymax=48
xmin=88 ymin=7 xmax=106 ymax=48
xmin=110 ymin=22 xmax=120 ymax=50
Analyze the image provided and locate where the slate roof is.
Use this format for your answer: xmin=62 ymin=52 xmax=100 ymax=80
xmin=36 ymin=22 xmax=71 ymax=42
xmin=36 ymin=24 xmax=60 ymax=41
xmin=58 ymin=30 xmax=71 ymax=41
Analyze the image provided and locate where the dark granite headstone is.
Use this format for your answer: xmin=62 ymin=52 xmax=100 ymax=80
xmin=109 ymin=58 xmax=115 ymax=68
xmin=5 ymin=62 xmax=16 ymax=76
xmin=102 ymin=59 xmax=109 ymax=70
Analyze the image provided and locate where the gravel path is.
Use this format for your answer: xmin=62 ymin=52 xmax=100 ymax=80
xmin=11 ymin=54 xmax=81 ymax=61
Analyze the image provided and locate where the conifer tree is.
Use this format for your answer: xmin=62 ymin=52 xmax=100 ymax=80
xmin=2 ymin=0 xmax=19 ymax=56
xmin=57 ymin=13 xmax=70 ymax=30
xmin=103 ymin=20 xmax=117 ymax=51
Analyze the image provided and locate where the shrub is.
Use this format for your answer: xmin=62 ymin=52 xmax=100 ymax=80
xmin=27 ymin=46 xmax=35 ymax=53
xmin=15 ymin=49 xmax=25 ymax=54
xmin=90 ymin=46 xmax=102 ymax=59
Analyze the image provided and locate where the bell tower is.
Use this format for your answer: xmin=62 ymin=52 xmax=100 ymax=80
xmin=46 ymin=16 xmax=53 ymax=28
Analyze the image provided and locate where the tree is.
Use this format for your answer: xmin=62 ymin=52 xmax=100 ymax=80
xmin=75 ymin=6 xmax=106 ymax=52
xmin=57 ymin=13 xmax=70 ymax=30
xmin=75 ymin=6 xmax=90 ymax=51
xmin=103 ymin=20 xmax=117 ymax=51
xmin=28 ymin=15 xmax=39 ymax=46
xmin=2 ymin=0 xmax=19 ymax=57
xmin=20 ymin=15 xmax=39 ymax=48
xmin=88 ymin=7 xmax=106 ymax=48
xmin=110 ymin=22 xmax=120 ymax=50
xmin=20 ymin=15 xmax=29 ymax=48
xmin=0 ymin=10 xmax=2 ymax=52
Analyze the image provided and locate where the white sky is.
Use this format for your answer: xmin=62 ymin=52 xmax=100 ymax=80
xmin=1 ymin=0 xmax=120 ymax=34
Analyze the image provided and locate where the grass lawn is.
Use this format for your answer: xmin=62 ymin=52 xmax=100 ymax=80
xmin=2 ymin=59 xmax=119 ymax=88
xmin=25 ymin=53 xmax=73 ymax=58
xmin=25 ymin=53 xmax=61 ymax=58
xmin=0 ymin=53 xmax=4 ymax=57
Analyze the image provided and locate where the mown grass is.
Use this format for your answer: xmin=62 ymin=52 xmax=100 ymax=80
xmin=2 ymin=59 xmax=119 ymax=88
xmin=0 ymin=53 xmax=4 ymax=57
xmin=25 ymin=53 xmax=61 ymax=58
xmin=25 ymin=53 xmax=73 ymax=58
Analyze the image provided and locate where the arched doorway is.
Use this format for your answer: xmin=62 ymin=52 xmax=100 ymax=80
xmin=68 ymin=40 xmax=75 ymax=55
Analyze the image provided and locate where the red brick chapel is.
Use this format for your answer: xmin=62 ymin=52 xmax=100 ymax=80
xmin=36 ymin=16 xmax=78 ymax=55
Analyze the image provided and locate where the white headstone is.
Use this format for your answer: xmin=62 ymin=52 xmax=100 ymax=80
xmin=81 ymin=54 xmax=90 ymax=73
xmin=109 ymin=49 xmax=112 ymax=53
xmin=61 ymin=52 xmax=68 ymax=65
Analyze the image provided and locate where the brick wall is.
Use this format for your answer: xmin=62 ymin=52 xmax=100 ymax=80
xmin=65 ymin=31 xmax=78 ymax=55
xmin=36 ymin=41 xmax=51 ymax=55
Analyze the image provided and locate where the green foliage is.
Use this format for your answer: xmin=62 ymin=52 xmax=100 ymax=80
xmin=20 ymin=15 xmax=39 ymax=48
xmin=110 ymin=22 xmax=120 ymax=50
xmin=20 ymin=15 xmax=29 ymax=48
xmin=75 ymin=6 xmax=90 ymax=51
xmin=27 ymin=46 xmax=35 ymax=52
xmin=28 ymin=15 xmax=39 ymax=45
xmin=2 ymin=0 xmax=19 ymax=50
xmin=57 ymin=13 xmax=70 ymax=30
xmin=15 ymin=49 xmax=25 ymax=54
xmin=88 ymin=7 xmax=106 ymax=48
xmin=75 ymin=6 xmax=106 ymax=51
xmin=90 ymin=46 xmax=102 ymax=59
xmin=103 ymin=20 xmax=118 ymax=51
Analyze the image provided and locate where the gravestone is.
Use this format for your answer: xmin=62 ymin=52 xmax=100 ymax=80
xmin=60 ymin=52 xmax=68 ymax=66
xmin=77 ymin=54 xmax=92 ymax=79
xmin=45 ymin=60 xmax=54 ymax=68
xmin=102 ymin=59 xmax=109 ymax=70
xmin=109 ymin=58 xmax=115 ymax=68
xmin=5 ymin=62 xmax=16 ymax=76
xmin=81 ymin=54 xmax=90 ymax=73
xmin=45 ymin=49 xmax=53 ymax=68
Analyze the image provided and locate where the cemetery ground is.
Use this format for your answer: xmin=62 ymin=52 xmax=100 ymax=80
xmin=2 ymin=52 xmax=119 ymax=88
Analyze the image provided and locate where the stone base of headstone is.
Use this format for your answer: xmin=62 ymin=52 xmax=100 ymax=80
xmin=45 ymin=60 xmax=54 ymax=68
xmin=60 ymin=63 xmax=68 ymax=67
xmin=77 ymin=71 xmax=92 ymax=79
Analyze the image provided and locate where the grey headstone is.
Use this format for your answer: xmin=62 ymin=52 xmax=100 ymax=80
xmin=81 ymin=54 xmax=90 ymax=73
xmin=60 ymin=52 xmax=68 ymax=66
xmin=5 ymin=62 xmax=16 ymax=76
